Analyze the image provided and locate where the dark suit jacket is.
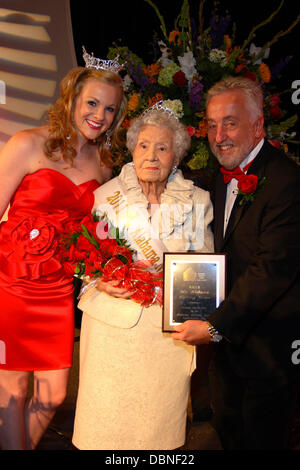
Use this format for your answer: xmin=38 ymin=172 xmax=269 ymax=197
xmin=209 ymin=141 xmax=300 ymax=386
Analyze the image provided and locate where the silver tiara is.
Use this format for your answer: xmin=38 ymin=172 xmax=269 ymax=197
xmin=82 ymin=46 xmax=125 ymax=72
xmin=143 ymin=100 xmax=179 ymax=120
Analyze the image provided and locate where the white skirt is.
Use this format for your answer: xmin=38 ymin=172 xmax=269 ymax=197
xmin=72 ymin=290 xmax=195 ymax=450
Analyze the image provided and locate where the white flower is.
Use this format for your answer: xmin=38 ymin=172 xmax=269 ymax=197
xmin=158 ymin=40 xmax=172 ymax=67
xmin=208 ymin=49 xmax=227 ymax=67
xmin=178 ymin=51 xmax=197 ymax=81
xmin=163 ymin=99 xmax=184 ymax=118
xmin=250 ymin=43 xmax=270 ymax=65
xmin=123 ymin=74 xmax=133 ymax=91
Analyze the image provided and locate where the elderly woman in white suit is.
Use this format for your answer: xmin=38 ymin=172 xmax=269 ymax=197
xmin=72 ymin=103 xmax=214 ymax=450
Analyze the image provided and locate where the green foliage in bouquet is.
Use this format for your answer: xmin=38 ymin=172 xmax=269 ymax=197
xmin=108 ymin=0 xmax=299 ymax=176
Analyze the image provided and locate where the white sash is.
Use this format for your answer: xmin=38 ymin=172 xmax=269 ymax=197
xmin=93 ymin=177 xmax=167 ymax=272
xmin=79 ymin=177 xmax=167 ymax=328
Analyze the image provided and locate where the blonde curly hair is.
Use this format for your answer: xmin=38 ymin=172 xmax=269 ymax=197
xmin=44 ymin=67 xmax=127 ymax=167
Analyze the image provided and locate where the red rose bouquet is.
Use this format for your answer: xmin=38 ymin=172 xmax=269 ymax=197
xmin=59 ymin=213 xmax=163 ymax=307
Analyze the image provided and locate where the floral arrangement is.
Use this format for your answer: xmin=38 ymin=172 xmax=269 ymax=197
xmin=108 ymin=0 xmax=299 ymax=177
xmin=59 ymin=213 xmax=163 ymax=307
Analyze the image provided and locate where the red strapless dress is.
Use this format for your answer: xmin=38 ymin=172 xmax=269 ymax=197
xmin=0 ymin=169 xmax=99 ymax=371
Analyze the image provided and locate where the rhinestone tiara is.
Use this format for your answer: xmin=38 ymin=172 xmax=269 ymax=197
xmin=143 ymin=100 xmax=179 ymax=120
xmin=82 ymin=46 xmax=125 ymax=73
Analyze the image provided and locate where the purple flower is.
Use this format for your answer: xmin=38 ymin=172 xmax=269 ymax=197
xmin=209 ymin=12 xmax=231 ymax=48
xmin=188 ymin=75 xmax=204 ymax=111
xmin=126 ymin=55 xmax=153 ymax=92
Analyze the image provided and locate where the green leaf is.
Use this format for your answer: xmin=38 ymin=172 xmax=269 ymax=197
xmin=144 ymin=0 xmax=168 ymax=41
xmin=74 ymin=264 xmax=81 ymax=274
xmin=270 ymin=114 xmax=298 ymax=136
xmin=81 ymin=224 xmax=99 ymax=249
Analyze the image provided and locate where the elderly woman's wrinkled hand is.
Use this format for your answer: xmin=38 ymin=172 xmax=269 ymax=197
xmin=96 ymin=278 xmax=132 ymax=299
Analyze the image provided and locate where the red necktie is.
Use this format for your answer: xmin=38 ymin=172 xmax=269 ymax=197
xmin=220 ymin=162 xmax=252 ymax=184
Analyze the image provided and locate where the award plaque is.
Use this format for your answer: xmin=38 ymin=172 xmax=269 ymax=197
xmin=162 ymin=253 xmax=226 ymax=332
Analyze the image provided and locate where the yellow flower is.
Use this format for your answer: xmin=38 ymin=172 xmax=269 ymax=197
xmin=168 ymin=30 xmax=181 ymax=45
xmin=259 ymin=62 xmax=271 ymax=83
xmin=128 ymin=93 xmax=139 ymax=111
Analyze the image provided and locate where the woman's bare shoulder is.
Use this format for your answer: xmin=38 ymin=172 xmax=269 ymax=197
xmin=3 ymin=126 xmax=49 ymax=153
xmin=0 ymin=126 xmax=50 ymax=172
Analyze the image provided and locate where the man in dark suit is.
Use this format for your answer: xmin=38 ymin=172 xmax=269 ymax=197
xmin=172 ymin=76 xmax=300 ymax=449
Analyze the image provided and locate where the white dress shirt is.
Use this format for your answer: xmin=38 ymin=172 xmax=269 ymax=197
xmin=223 ymin=138 xmax=264 ymax=235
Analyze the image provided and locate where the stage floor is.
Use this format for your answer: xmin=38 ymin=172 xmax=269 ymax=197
xmin=35 ymin=328 xmax=222 ymax=451
xmin=36 ymin=329 xmax=299 ymax=451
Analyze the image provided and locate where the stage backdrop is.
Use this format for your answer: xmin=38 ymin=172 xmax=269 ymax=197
xmin=0 ymin=0 xmax=77 ymax=150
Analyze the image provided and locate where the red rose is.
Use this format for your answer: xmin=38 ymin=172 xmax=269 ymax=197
xmin=84 ymin=262 xmax=96 ymax=276
xmin=63 ymin=219 xmax=82 ymax=236
xmin=63 ymin=261 xmax=78 ymax=275
xmin=269 ymin=104 xmax=282 ymax=119
xmin=269 ymin=93 xmax=281 ymax=107
xmin=69 ymin=244 xmax=86 ymax=261
xmin=173 ymin=71 xmax=187 ymax=86
xmin=93 ymin=258 xmax=105 ymax=271
xmin=100 ymin=238 xmax=119 ymax=257
xmin=186 ymin=126 xmax=196 ymax=137
xmin=80 ymin=214 xmax=96 ymax=232
xmin=79 ymin=214 xmax=100 ymax=240
xmin=11 ymin=217 xmax=57 ymax=261
xmin=76 ymin=234 xmax=97 ymax=252
xmin=238 ymin=174 xmax=258 ymax=194
xmin=88 ymin=250 xmax=105 ymax=270
xmin=268 ymin=139 xmax=281 ymax=149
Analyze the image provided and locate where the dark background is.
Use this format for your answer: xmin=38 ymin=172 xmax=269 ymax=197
xmin=69 ymin=0 xmax=299 ymax=126
xmin=69 ymin=0 xmax=299 ymax=75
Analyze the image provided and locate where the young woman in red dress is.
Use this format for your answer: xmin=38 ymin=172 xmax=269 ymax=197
xmin=0 ymin=55 xmax=127 ymax=449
